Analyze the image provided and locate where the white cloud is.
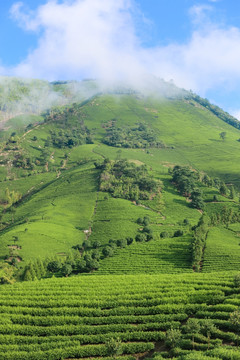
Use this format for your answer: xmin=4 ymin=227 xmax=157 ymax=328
xmin=231 ymin=110 xmax=240 ymax=121
xmin=9 ymin=0 xmax=145 ymax=84
xmin=4 ymin=0 xmax=240 ymax=101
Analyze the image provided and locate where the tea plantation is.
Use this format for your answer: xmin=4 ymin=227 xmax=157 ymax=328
xmin=1 ymin=80 xmax=240 ymax=359
xmin=0 ymin=272 xmax=240 ymax=359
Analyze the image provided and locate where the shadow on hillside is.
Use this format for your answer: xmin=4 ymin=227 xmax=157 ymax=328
xmin=30 ymin=145 xmax=42 ymax=152
xmin=173 ymin=198 xmax=189 ymax=207
xmin=152 ymin=236 xmax=192 ymax=269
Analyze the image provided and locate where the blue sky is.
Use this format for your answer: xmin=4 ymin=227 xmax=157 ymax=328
xmin=1 ymin=0 xmax=240 ymax=117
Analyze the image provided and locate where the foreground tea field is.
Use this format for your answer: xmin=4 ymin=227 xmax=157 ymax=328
xmin=1 ymin=272 xmax=240 ymax=360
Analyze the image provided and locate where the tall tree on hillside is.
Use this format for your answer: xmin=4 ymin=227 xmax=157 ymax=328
xmin=230 ymin=310 xmax=240 ymax=347
xmin=229 ymin=185 xmax=237 ymax=200
xmin=219 ymin=132 xmax=227 ymax=140
xmin=190 ymin=189 xmax=205 ymax=210
xmin=220 ymin=182 xmax=228 ymax=196
xmin=185 ymin=318 xmax=201 ymax=349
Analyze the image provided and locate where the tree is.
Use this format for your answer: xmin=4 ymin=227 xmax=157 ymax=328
xmin=146 ymin=233 xmax=153 ymax=241
xmin=229 ymin=185 xmax=237 ymax=200
xmin=91 ymin=249 xmax=101 ymax=260
xmin=23 ymin=269 xmax=32 ymax=282
xmin=105 ymin=337 xmax=122 ymax=358
xmin=185 ymin=318 xmax=201 ymax=349
xmin=160 ymin=231 xmax=169 ymax=238
xmin=28 ymin=263 xmax=37 ymax=280
xmin=143 ymin=216 xmax=150 ymax=226
xmin=220 ymin=182 xmax=228 ymax=196
xmin=82 ymin=240 xmax=91 ymax=250
xmin=92 ymin=240 xmax=101 ymax=249
xmin=190 ymin=189 xmax=205 ymax=210
xmin=36 ymin=258 xmax=46 ymax=278
xmin=126 ymin=237 xmax=133 ymax=245
xmin=47 ymin=261 xmax=61 ymax=274
xmin=135 ymin=233 xmax=147 ymax=242
xmin=61 ymin=264 xmax=72 ymax=277
xmin=165 ymin=328 xmax=182 ymax=349
xmin=86 ymin=259 xmax=99 ymax=272
xmin=230 ymin=309 xmax=240 ymax=347
xmin=102 ymin=246 xmax=114 ymax=258
xmin=219 ymin=132 xmax=226 ymax=140
xmin=201 ymin=319 xmax=217 ymax=349
xmin=116 ymin=239 xmax=127 ymax=248
xmin=174 ymin=230 xmax=184 ymax=237
xmin=12 ymin=236 xmax=19 ymax=245
xmin=234 ymin=273 xmax=240 ymax=288
xmin=75 ymin=258 xmax=86 ymax=273
xmin=33 ymin=261 xmax=41 ymax=280
xmin=0 ymin=263 xmax=15 ymax=284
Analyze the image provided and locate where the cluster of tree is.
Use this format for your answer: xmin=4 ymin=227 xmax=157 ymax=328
xmin=210 ymin=206 xmax=240 ymax=227
xmin=21 ymin=258 xmax=46 ymax=281
xmin=43 ymin=100 xmax=98 ymax=127
xmin=21 ymin=252 xmax=100 ymax=281
xmin=103 ymin=122 xmax=166 ymax=149
xmin=187 ymin=92 xmax=240 ymax=131
xmin=46 ymin=122 xmax=93 ymax=149
xmin=5 ymin=188 xmax=22 ymax=206
xmin=43 ymin=104 xmax=79 ymax=124
xmin=171 ymin=166 xmax=205 ymax=210
xmin=5 ymin=132 xmax=20 ymax=145
xmin=13 ymin=154 xmax=34 ymax=170
xmin=0 ymin=262 xmax=16 ymax=284
xmin=95 ymin=159 xmax=160 ymax=201
xmin=160 ymin=229 xmax=184 ymax=239
xmin=165 ymin=318 xmax=218 ymax=353
xmin=136 ymin=216 xmax=154 ymax=241
xmin=192 ymin=215 xmax=210 ymax=272
xmin=74 ymin=236 xmax=135 ymax=262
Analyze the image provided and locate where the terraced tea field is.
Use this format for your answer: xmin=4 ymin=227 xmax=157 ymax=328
xmin=97 ymin=235 xmax=193 ymax=274
xmin=202 ymin=227 xmax=240 ymax=272
xmin=0 ymin=272 xmax=240 ymax=359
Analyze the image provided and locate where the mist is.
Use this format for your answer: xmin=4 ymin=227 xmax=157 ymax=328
xmin=2 ymin=1 xmax=240 ymax=119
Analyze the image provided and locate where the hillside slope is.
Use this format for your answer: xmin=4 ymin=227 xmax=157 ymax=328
xmin=0 ymin=81 xmax=240 ymax=272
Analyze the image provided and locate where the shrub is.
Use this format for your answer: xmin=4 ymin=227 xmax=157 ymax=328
xmin=174 ymin=230 xmax=184 ymax=237
xmin=92 ymin=240 xmax=101 ymax=249
xmin=47 ymin=261 xmax=61 ymax=273
xmin=116 ymin=239 xmax=127 ymax=248
xmin=126 ymin=237 xmax=134 ymax=245
xmin=135 ymin=234 xmax=147 ymax=242
xmin=160 ymin=231 xmax=169 ymax=238
xmin=102 ymin=246 xmax=114 ymax=258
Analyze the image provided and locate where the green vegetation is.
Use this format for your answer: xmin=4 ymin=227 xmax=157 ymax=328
xmin=48 ymin=123 xmax=93 ymax=149
xmin=1 ymin=78 xmax=240 ymax=359
xmin=0 ymin=271 xmax=239 ymax=359
xmin=103 ymin=122 xmax=166 ymax=148
xmin=96 ymin=159 xmax=161 ymax=201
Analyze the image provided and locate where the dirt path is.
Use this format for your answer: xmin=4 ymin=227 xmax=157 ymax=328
xmin=21 ymin=125 xmax=39 ymax=139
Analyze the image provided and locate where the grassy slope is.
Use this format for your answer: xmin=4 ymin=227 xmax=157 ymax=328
xmin=81 ymin=95 xmax=240 ymax=185
xmin=1 ymin=89 xmax=240 ymax=359
xmin=0 ymin=165 xmax=98 ymax=261
xmin=202 ymin=226 xmax=240 ymax=272
xmin=0 ymin=92 xmax=240 ymax=269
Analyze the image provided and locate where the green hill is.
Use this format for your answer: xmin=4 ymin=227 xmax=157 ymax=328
xmin=1 ymin=78 xmax=240 ymax=359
